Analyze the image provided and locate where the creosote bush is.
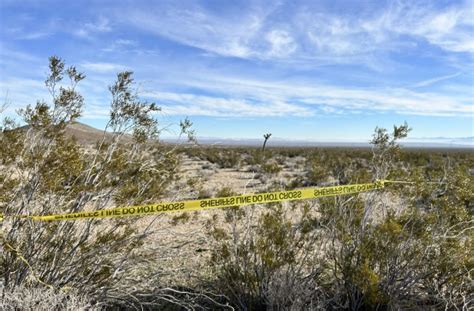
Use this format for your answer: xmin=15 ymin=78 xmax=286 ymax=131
xmin=0 ymin=56 xmax=197 ymax=309
xmin=207 ymin=200 xmax=326 ymax=310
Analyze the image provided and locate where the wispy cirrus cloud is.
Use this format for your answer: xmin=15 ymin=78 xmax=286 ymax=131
xmin=74 ymin=16 xmax=112 ymax=38
xmin=138 ymin=74 xmax=472 ymax=118
xmin=120 ymin=0 xmax=474 ymax=64
xmin=411 ymin=72 xmax=463 ymax=88
xmin=143 ymin=91 xmax=312 ymax=117
xmin=124 ymin=3 xmax=273 ymax=59
xmin=3 ymin=72 xmax=471 ymax=122
xmin=80 ymin=62 xmax=129 ymax=73
xmin=265 ymin=29 xmax=297 ymax=57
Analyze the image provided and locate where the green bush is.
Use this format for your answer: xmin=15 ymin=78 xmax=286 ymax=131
xmin=208 ymin=201 xmax=326 ymax=309
xmin=261 ymin=162 xmax=282 ymax=174
xmin=198 ymin=148 xmax=241 ymax=168
xmin=0 ymin=56 xmax=195 ymax=309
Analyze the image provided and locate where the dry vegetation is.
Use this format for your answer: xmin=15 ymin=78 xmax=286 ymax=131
xmin=1 ymin=57 xmax=473 ymax=310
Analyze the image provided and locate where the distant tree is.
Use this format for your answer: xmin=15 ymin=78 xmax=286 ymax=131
xmin=262 ymin=133 xmax=272 ymax=152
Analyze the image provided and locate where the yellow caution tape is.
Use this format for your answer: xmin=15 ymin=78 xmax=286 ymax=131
xmin=1 ymin=181 xmax=385 ymax=221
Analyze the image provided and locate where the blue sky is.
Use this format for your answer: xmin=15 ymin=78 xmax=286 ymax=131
xmin=0 ymin=0 xmax=473 ymax=141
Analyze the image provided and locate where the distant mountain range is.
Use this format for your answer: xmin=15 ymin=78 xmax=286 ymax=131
xmin=405 ymin=136 xmax=473 ymax=146
xmin=16 ymin=122 xmax=473 ymax=149
xmin=162 ymin=137 xmax=473 ymax=149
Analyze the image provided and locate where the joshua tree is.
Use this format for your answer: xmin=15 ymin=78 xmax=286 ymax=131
xmin=262 ymin=133 xmax=272 ymax=152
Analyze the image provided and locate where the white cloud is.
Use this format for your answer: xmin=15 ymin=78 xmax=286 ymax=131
xmin=120 ymin=0 xmax=473 ymax=63
xmin=378 ymin=1 xmax=474 ymax=53
xmin=143 ymin=91 xmax=313 ymax=117
xmin=114 ymin=39 xmax=136 ymax=46
xmin=124 ymin=5 xmax=267 ymax=58
xmin=18 ymin=31 xmax=51 ymax=40
xmin=266 ymin=30 xmax=297 ymax=57
xmin=75 ymin=16 xmax=112 ymax=38
xmin=411 ymin=72 xmax=463 ymax=88
xmin=1 ymin=69 xmax=471 ymax=120
xmin=140 ymin=75 xmax=472 ymax=117
xmin=411 ymin=5 xmax=474 ymax=53
xmin=80 ymin=62 xmax=128 ymax=73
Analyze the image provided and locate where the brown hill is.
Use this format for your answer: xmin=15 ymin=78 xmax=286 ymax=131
xmin=63 ymin=122 xmax=125 ymax=145
xmin=12 ymin=122 xmax=132 ymax=145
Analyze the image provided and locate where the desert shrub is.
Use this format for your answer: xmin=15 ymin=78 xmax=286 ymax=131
xmin=319 ymin=123 xmax=473 ymax=309
xmin=215 ymin=187 xmax=246 ymax=222
xmin=276 ymin=147 xmax=308 ymax=158
xmin=0 ymin=57 xmax=199 ymax=308
xmin=244 ymin=149 xmax=267 ymax=166
xmin=170 ymin=212 xmax=191 ymax=226
xmin=197 ymin=188 xmax=212 ymax=199
xmin=197 ymin=148 xmax=241 ymax=168
xmin=320 ymin=186 xmax=472 ymax=309
xmin=207 ymin=201 xmax=327 ymax=310
xmin=261 ymin=161 xmax=282 ymax=174
xmin=306 ymin=156 xmax=331 ymax=185
xmin=305 ymin=149 xmax=373 ymax=187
